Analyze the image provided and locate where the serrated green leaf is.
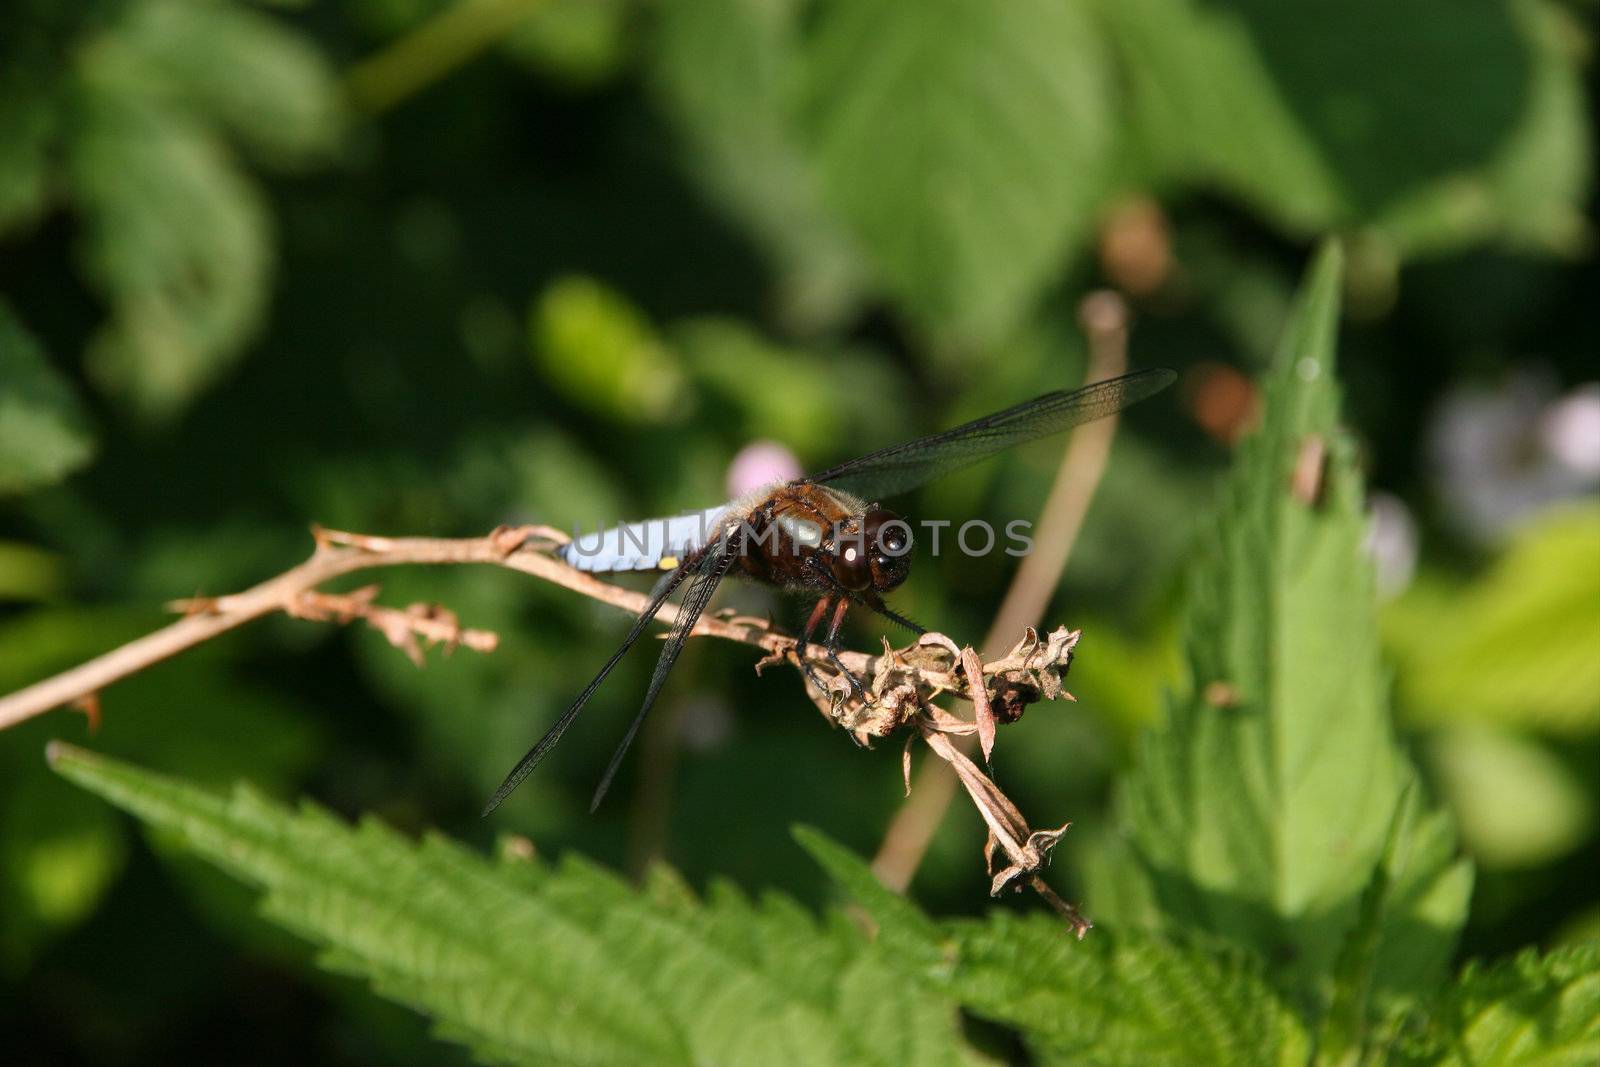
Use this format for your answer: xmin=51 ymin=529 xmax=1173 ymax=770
xmin=1385 ymin=504 xmax=1600 ymax=737
xmin=1319 ymin=783 xmax=1475 ymax=1064
xmin=649 ymin=0 xmax=866 ymax=330
xmin=948 ymin=916 xmax=1311 ymax=1067
xmin=801 ymin=823 xmax=1309 ymax=1067
xmin=1393 ymin=942 xmax=1600 ymax=1067
xmin=0 ymin=303 xmax=97 ymax=495
xmin=1108 ymin=243 xmax=1470 ymax=1008
xmin=792 ymin=825 xmax=947 ymax=970
xmin=52 ymin=746 xmax=978 ymax=1067
xmin=800 ymin=0 xmax=1114 ymax=344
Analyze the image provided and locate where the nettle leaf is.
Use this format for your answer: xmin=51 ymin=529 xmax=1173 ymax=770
xmin=0 ymin=303 xmax=96 ymax=495
xmin=1375 ymin=0 xmax=1592 ymax=258
xmin=1091 ymin=0 xmax=1343 ymax=233
xmin=69 ymin=88 xmax=271 ymax=421
xmin=51 ymin=746 xmax=979 ymax=1067
xmin=1095 ymin=0 xmax=1586 ymax=258
xmin=1104 ymin=243 xmax=1472 ymax=1007
xmin=1393 ymin=941 xmax=1600 ymax=1067
xmin=1318 ymin=785 xmax=1477 ymax=1063
xmin=950 ymin=917 xmax=1310 ymax=1067
xmin=800 ymin=0 xmax=1115 ymax=345
xmin=649 ymin=0 xmax=867 ymax=331
xmin=798 ymin=828 xmax=1310 ymax=1067
xmin=110 ymin=0 xmax=344 ymax=166
xmin=27 ymin=0 xmax=343 ymax=421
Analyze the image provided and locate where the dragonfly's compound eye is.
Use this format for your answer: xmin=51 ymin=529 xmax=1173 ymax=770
xmin=863 ymin=509 xmax=912 ymax=592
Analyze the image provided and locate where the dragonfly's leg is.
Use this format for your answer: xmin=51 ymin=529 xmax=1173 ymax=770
xmin=796 ymin=554 xmax=872 ymax=705
xmin=822 ymin=596 xmax=872 ymax=704
xmin=861 ymin=593 xmax=927 ymax=636
xmin=794 ymin=596 xmax=837 ymax=698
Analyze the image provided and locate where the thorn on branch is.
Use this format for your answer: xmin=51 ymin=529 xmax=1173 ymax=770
xmin=290 ymin=588 xmax=499 ymax=666
xmin=71 ymin=693 xmax=102 ymax=733
xmin=490 ymin=523 xmax=569 ymax=557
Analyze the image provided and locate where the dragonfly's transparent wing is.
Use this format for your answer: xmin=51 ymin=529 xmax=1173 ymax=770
xmin=808 ymin=368 xmax=1176 ymax=500
xmin=587 ymin=525 xmax=742 ymax=811
xmin=482 ymin=539 xmax=719 ymax=815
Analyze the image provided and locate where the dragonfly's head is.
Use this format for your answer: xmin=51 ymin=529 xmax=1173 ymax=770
xmin=852 ymin=507 xmax=912 ymax=593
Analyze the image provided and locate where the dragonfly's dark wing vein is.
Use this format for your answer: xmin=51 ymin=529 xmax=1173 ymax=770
xmin=808 ymin=368 xmax=1176 ymax=501
xmin=482 ymin=539 xmax=715 ymax=816
xmin=586 ymin=525 xmax=742 ymax=812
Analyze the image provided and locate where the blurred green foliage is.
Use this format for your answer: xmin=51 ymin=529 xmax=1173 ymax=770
xmin=1 ymin=0 xmax=1595 ymax=1063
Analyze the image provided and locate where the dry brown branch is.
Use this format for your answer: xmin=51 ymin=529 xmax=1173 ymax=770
xmin=871 ymin=290 xmax=1133 ymax=895
xmin=1 ymin=521 xmax=1094 ymax=927
xmin=0 ymin=523 xmax=782 ymax=732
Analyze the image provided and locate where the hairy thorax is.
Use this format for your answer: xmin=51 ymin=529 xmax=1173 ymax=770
xmin=734 ymin=483 xmax=865 ymax=592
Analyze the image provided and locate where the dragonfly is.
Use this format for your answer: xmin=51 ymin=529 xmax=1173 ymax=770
xmin=483 ymin=367 xmax=1176 ymax=815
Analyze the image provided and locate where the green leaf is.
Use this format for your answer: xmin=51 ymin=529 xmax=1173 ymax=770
xmin=1092 ymin=0 xmax=1343 ymax=232
xmin=1221 ymin=0 xmax=1531 ymax=216
xmin=1375 ymin=0 xmax=1592 ymax=258
xmin=1095 ymin=0 xmax=1588 ymax=258
xmin=950 ymin=917 xmax=1310 ymax=1067
xmin=1394 ymin=942 xmax=1600 ymax=1067
xmin=530 ymin=275 xmax=689 ymax=424
xmin=0 ymin=541 xmax=65 ymax=602
xmin=0 ymin=731 xmax=127 ymax=976
xmin=504 ymin=0 xmax=631 ymax=89
xmin=51 ymin=746 xmax=979 ymax=1067
xmin=1427 ymin=726 xmax=1593 ymax=869
xmin=673 ymin=317 xmax=909 ymax=457
xmin=800 ymin=0 xmax=1115 ymax=344
xmin=1107 ymin=242 xmax=1471 ymax=1006
xmin=791 ymin=826 xmax=947 ymax=971
xmin=109 ymin=0 xmax=344 ymax=166
xmin=802 ymin=823 xmax=1309 ymax=1067
xmin=1318 ymin=784 xmax=1475 ymax=1063
xmin=0 ymin=303 xmax=97 ymax=495
xmin=1385 ymin=504 xmax=1600 ymax=737
xmin=649 ymin=0 xmax=867 ymax=330
xmin=0 ymin=77 xmax=55 ymax=231
xmin=40 ymin=0 xmax=343 ymax=420
xmin=69 ymin=87 xmax=272 ymax=421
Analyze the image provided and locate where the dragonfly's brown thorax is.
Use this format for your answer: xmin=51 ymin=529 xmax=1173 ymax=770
xmin=736 ymin=483 xmax=911 ymax=594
